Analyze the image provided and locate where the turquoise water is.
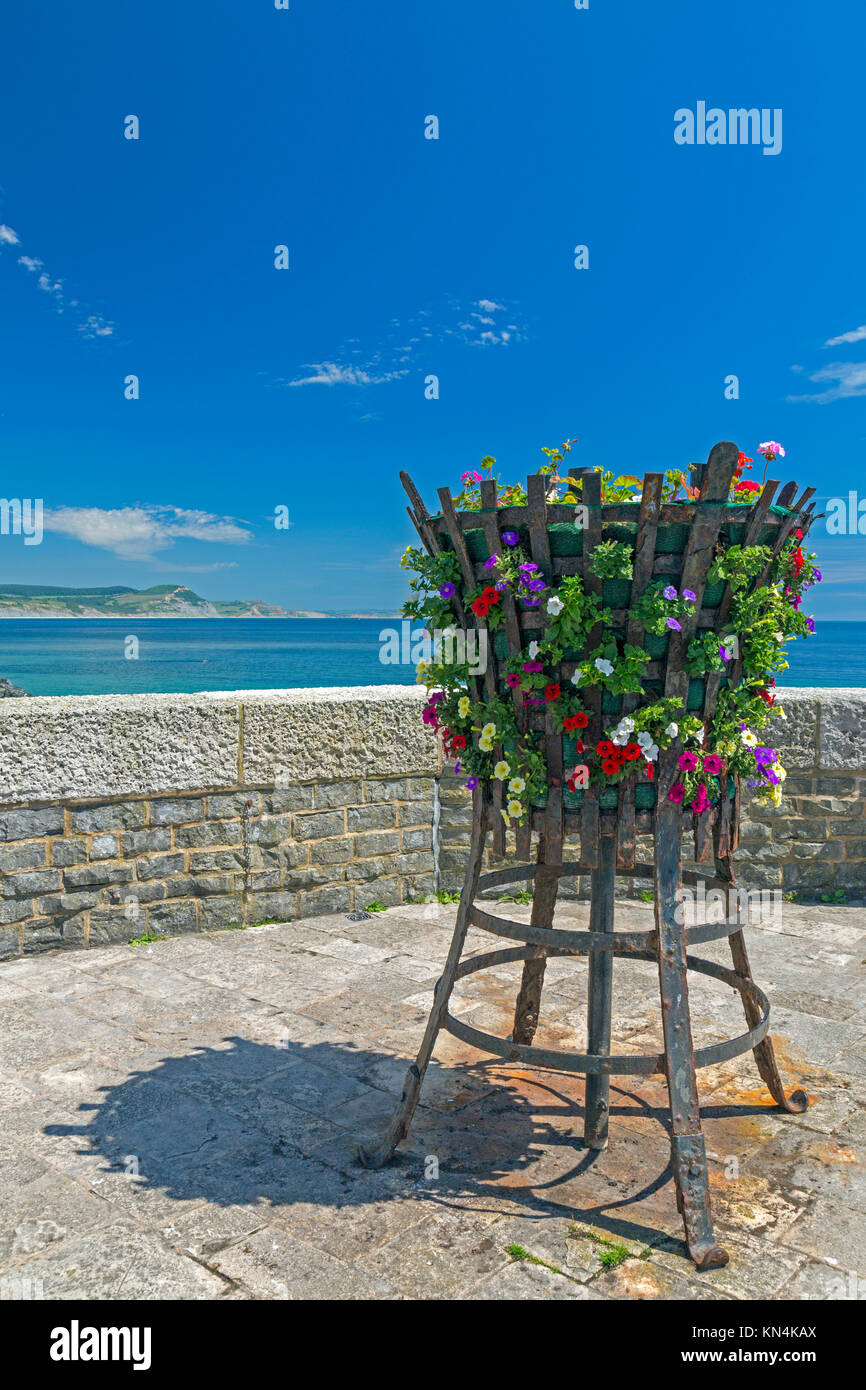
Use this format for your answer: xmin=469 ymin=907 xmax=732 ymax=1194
xmin=0 ymin=617 xmax=857 ymax=696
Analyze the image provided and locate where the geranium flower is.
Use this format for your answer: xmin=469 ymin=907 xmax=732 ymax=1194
xmin=668 ymin=783 xmax=685 ymax=803
xmin=758 ymin=441 xmax=785 ymax=460
xmin=501 ymin=530 xmax=519 ymax=546
xmin=461 ymin=470 xmax=482 ymax=483
xmin=734 ymin=480 xmax=761 ymax=494
xmin=702 ymin=754 xmax=724 ymax=776
xmin=545 ymin=683 xmax=561 ymax=702
xmin=678 ymin=751 xmax=699 ymax=771
xmin=439 ymin=582 xmax=455 ymax=598
xmin=666 ymin=618 xmax=682 ymax=631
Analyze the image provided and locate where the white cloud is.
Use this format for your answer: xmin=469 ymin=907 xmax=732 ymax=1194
xmin=0 ymin=224 xmax=19 ymax=246
xmin=2 ymin=221 xmax=115 ymax=337
xmin=77 ymin=314 xmax=115 ymax=338
xmin=17 ymin=255 xmax=43 ymax=271
xmin=286 ymin=361 xmax=407 ymax=387
xmin=42 ymin=505 xmax=254 ymax=561
xmin=788 ymin=360 xmax=866 ymax=404
xmin=824 ymin=324 xmax=866 ymax=347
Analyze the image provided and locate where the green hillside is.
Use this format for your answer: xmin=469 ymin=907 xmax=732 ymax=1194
xmin=0 ymin=584 xmax=287 ymax=617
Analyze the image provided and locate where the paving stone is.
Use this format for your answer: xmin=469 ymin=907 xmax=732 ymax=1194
xmin=209 ymin=1223 xmax=385 ymax=1299
xmin=11 ymin=1219 xmax=227 ymax=1298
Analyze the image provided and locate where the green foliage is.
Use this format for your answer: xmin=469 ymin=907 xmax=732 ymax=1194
xmin=588 ymin=539 xmax=634 ymax=580
xmin=364 ymin=900 xmax=387 ymax=913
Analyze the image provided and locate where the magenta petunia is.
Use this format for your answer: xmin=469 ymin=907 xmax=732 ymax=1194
xmin=702 ymin=754 xmax=724 ymax=776
xmin=668 ymin=783 xmax=685 ymax=803
xmin=678 ymin=751 xmax=698 ymax=771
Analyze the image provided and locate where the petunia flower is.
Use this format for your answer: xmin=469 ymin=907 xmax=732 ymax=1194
xmin=484 ymin=554 xmax=499 ymax=569
xmin=501 ymin=531 xmax=519 ymax=546
xmin=440 ymin=582 xmax=455 ymax=598
xmin=506 ymin=672 xmax=521 ymax=688
xmin=493 ymin=759 xmax=511 ymax=780
xmin=702 ymin=754 xmax=724 ymax=776
xmin=528 ymin=641 xmax=539 ymax=658
xmin=678 ymin=751 xmax=699 ymax=771
xmin=546 ymin=595 xmax=564 ymax=615
xmin=663 ymin=586 xmax=678 ymax=600
xmin=545 ymin=683 xmax=561 ymax=701
xmin=594 ymin=658 xmax=614 ymax=676
xmin=466 ymin=776 xmax=478 ymax=790
xmin=668 ymin=783 xmax=685 ymax=803
xmin=665 ymin=722 xmax=679 ymax=738
xmin=666 ymin=618 xmax=682 ymax=631
xmin=682 ymin=589 xmax=696 ymax=602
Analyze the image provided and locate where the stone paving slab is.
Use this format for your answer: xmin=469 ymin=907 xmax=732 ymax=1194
xmin=0 ymin=899 xmax=864 ymax=1300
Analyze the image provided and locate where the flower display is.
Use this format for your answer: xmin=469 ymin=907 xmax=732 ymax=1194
xmin=403 ymin=442 xmax=818 ymax=826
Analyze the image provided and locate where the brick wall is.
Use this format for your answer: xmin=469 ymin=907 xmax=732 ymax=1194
xmin=0 ymin=686 xmax=863 ymax=958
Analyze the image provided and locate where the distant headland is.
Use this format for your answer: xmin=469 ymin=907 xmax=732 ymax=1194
xmin=0 ymin=584 xmax=399 ymax=619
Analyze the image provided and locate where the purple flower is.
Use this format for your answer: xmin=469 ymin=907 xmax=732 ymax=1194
xmin=454 ymin=761 xmax=461 ymax=774
xmin=663 ymin=585 xmax=678 ymax=600
xmin=466 ymin=776 xmax=478 ymax=790
xmin=682 ymin=589 xmax=696 ymax=602
xmin=666 ymin=617 xmax=682 ymax=631
xmin=813 ymin=569 xmax=822 ymax=582
xmin=495 ymin=580 xmax=509 ymax=592
xmin=484 ymin=554 xmax=499 ymax=570
xmin=806 ymin=617 xmax=815 ymax=633
xmin=519 ymin=562 xmax=539 ymax=573
xmin=719 ymin=644 xmax=730 ymax=662
xmin=502 ymin=531 xmax=519 ymax=546
xmin=527 ymin=578 xmax=545 ymax=592
xmin=440 ymin=582 xmax=455 ymax=598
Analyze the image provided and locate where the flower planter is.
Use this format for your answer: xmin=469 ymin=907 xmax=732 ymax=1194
xmin=364 ymin=442 xmax=818 ymax=1273
xmin=404 ymin=444 xmax=819 ymax=868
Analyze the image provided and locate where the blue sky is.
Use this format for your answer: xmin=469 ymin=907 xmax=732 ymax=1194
xmin=1 ymin=0 xmax=865 ymax=616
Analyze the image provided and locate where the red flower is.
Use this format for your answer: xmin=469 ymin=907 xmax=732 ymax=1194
xmin=562 ymin=714 xmax=577 ymax=731
xmin=481 ymin=585 xmax=500 ymax=604
xmin=645 ymin=762 xmax=654 ymax=780
xmin=795 ymin=528 xmax=804 ymax=540
xmin=734 ymin=479 xmax=761 ymax=494
xmin=545 ymin=683 xmax=561 ymax=702
xmin=596 ymin=740 xmax=614 ymax=757
xmin=601 ymin=758 xmax=620 ymax=775
xmin=792 ymin=548 xmax=804 ymax=575
xmin=624 ymin=742 xmax=642 ymax=761
xmin=450 ymin=734 xmax=466 ymax=751
xmin=575 ymin=739 xmax=585 ymax=754
xmin=573 ymin=711 xmax=589 ymax=728
xmin=472 ymin=597 xmax=490 ymax=617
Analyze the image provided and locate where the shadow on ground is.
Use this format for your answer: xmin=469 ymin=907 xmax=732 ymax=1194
xmin=43 ymin=1034 xmax=788 ymax=1259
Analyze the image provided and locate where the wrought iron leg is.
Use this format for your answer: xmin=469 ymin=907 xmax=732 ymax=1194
xmin=715 ymin=855 xmax=809 ymax=1115
xmin=655 ymin=795 xmax=729 ymax=1270
xmin=511 ymin=836 xmax=559 ymax=1046
xmin=358 ymin=795 xmax=488 ymax=1169
xmin=584 ymin=831 xmax=616 ymax=1148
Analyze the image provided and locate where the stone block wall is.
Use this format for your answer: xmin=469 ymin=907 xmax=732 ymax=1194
xmin=0 ymin=685 xmax=864 ymax=958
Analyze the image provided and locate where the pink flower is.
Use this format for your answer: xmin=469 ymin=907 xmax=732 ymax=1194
xmin=506 ymin=672 xmax=521 ymax=688
xmin=677 ymin=751 xmax=698 ymax=771
xmin=757 ymin=441 xmax=785 ymax=459
xmin=667 ymin=783 xmax=685 ymax=803
xmin=461 ymin=470 xmax=482 ymax=484
xmin=702 ymin=754 xmax=724 ymax=776
xmin=522 ymin=661 xmax=543 ymax=673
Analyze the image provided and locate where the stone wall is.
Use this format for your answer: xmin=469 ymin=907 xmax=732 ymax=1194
xmin=0 ymin=686 xmax=863 ymax=958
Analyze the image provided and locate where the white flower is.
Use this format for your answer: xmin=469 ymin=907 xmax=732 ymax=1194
xmin=479 ymin=734 xmax=494 ymax=752
xmin=665 ymin=722 xmax=678 ymax=738
xmin=547 ymin=595 xmax=564 ymax=616
xmin=644 ymin=742 xmax=660 ymax=762
xmin=508 ymin=777 xmax=525 ymax=794
xmin=594 ymin=658 xmax=614 ymax=676
xmin=481 ymin=722 xmax=497 ymax=739
xmin=458 ymin=696 xmax=471 ymax=718
xmin=507 ymin=799 xmax=523 ymax=819
xmin=741 ymin=729 xmax=757 ymax=748
xmin=637 ymin=730 xmax=653 ymax=748
xmin=528 ymin=640 xmax=539 ymax=659
xmin=620 ymin=717 xmax=635 ymax=732
xmin=493 ymin=759 xmax=511 ymax=781
xmin=570 ymin=671 xmax=581 ymax=685
xmin=612 ymin=731 xmax=628 ymax=746
xmin=775 ymin=631 xmax=784 ymax=641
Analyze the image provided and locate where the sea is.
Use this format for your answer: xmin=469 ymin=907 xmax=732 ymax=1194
xmin=0 ymin=617 xmax=861 ymax=697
